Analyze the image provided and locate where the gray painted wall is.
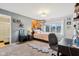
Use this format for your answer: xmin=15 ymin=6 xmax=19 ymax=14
xmin=0 ymin=8 xmax=32 ymax=43
xmin=44 ymin=14 xmax=73 ymax=40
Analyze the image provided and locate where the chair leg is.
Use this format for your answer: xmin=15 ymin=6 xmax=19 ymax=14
xmin=51 ymin=52 xmax=59 ymax=56
xmin=57 ymin=51 xmax=60 ymax=56
xmin=51 ymin=53 xmax=56 ymax=56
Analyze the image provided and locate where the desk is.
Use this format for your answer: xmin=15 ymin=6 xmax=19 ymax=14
xmin=58 ymin=39 xmax=79 ymax=56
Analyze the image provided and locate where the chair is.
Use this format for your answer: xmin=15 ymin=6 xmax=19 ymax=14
xmin=48 ymin=33 xmax=59 ymax=56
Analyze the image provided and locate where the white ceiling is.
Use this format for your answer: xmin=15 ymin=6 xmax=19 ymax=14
xmin=0 ymin=3 xmax=75 ymax=20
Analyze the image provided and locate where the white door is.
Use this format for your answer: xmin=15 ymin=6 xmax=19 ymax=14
xmin=0 ymin=14 xmax=11 ymax=44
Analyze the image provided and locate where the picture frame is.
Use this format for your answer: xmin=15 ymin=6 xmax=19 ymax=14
xmin=67 ymin=21 xmax=71 ymax=25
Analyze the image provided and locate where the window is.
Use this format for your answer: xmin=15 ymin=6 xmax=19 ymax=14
xmin=51 ymin=24 xmax=56 ymax=32
xmin=56 ymin=26 xmax=61 ymax=33
xmin=46 ymin=25 xmax=50 ymax=32
xmin=45 ymin=23 xmax=63 ymax=34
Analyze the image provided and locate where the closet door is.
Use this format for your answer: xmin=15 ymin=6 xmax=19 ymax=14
xmin=0 ymin=15 xmax=11 ymax=44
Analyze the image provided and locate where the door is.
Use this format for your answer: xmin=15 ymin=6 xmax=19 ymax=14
xmin=0 ymin=14 xmax=11 ymax=45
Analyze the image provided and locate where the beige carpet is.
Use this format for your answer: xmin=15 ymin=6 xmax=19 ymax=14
xmin=0 ymin=40 xmax=51 ymax=56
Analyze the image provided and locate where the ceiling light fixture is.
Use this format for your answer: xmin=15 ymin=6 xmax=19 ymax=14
xmin=38 ymin=9 xmax=50 ymax=17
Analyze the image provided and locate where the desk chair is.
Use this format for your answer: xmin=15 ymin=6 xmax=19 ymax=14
xmin=48 ymin=33 xmax=59 ymax=56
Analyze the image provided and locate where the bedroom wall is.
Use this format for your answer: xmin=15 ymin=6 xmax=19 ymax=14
xmin=45 ymin=14 xmax=73 ymax=39
xmin=0 ymin=8 xmax=32 ymax=43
